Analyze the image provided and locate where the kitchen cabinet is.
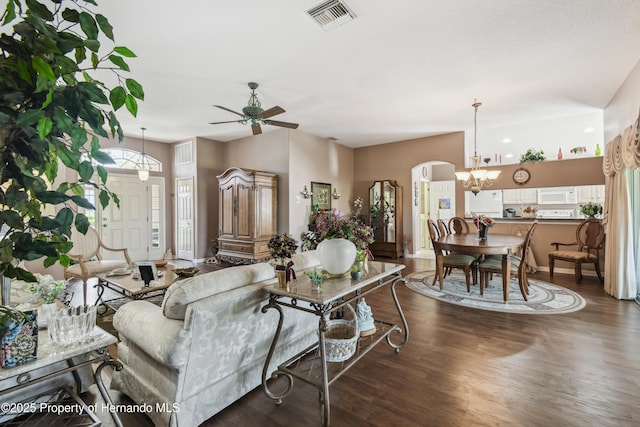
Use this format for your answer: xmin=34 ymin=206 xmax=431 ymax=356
xmin=503 ymin=188 xmax=537 ymax=204
xmin=216 ymin=167 xmax=277 ymax=264
xmin=577 ymin=185 xmax=605 ymax=204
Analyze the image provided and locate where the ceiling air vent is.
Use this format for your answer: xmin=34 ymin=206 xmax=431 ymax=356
xmin=306 ymin=0 xmax=356 ymax=31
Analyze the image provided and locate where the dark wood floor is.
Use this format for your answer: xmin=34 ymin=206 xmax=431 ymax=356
xmin=81 ymin=258 xmax=640 ymax=427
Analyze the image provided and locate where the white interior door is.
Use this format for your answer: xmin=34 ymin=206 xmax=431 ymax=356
xmin=176 ymin=177 xmax=195 ymax=260
xmin=101 ymin=175 xmax=146 ymax=262
xmin=429 ymin=180 xmax=456 ymax=221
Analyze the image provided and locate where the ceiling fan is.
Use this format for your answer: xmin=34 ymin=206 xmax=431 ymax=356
xmin=210 ymin=82 xmax=299 ymax=135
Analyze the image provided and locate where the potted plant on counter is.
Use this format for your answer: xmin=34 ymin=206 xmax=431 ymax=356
xmin=519 ymin=149 xmax=546 ymax=163
xmin=580 ymin=202 xmax=603 ymax=218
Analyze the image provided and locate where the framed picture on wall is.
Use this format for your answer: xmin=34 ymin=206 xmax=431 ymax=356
xmin=311 ymin=182 xmax=332 ymax=210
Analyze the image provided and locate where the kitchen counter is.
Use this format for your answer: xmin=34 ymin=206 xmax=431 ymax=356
xmin=465 ymin=217 xmax=585 ymax=222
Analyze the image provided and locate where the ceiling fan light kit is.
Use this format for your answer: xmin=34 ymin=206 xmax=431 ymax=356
xmin=210 ymin=82 xmax=299 ymax=135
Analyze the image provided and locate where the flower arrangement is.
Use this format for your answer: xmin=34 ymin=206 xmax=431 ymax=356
xmin=473 ymin=214 xmax=494 ymax=227
xmin=570 ymin=146 xmax=587 ymax=155
xmin=522 ymin=206 xmax=538 ymax=218
xmin=580 ymin=202 xmax=603 ymax=217
xmin=267 ymin=234 xmax=298 ymax=266
xmin=27 ymin=277 xmax=67 ymax=304
xmin=302 ymin=199 xmax=374 ymax=254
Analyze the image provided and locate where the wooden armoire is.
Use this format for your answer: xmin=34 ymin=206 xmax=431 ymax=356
xmin=216 ymin=167 xmax=277 ymax=264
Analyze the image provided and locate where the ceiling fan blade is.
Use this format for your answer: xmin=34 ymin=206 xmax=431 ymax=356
xmin=213 ymin=105 xmax=245 ymax=118
xmin=261 ymin=106 xmax=285 ymax=119
xmin=209 ymin=120 xmax=241 ymax=125
xmin=251 ymin=123 xmax=262 ymax=135
xmin=265 ymin=120 xmax=299 ymax=129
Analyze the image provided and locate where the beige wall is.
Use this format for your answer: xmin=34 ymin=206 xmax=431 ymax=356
xmin=354 ymin=132 xmax=466 ymax=246
xmin=289 ymin=130 xmax=354 ymax=241
xmin=604 ymin=59 xmax=640 ymax=142
xmin=195 ymin=137 xmax=226 ymax=259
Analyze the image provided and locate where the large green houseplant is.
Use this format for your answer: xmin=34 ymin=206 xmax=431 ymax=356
xmin=0 ymin=0 xmax=143 ymax=285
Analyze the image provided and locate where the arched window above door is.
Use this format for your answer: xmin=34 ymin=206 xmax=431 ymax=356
xmin=93 ymin=148 xmax=162 ymax=172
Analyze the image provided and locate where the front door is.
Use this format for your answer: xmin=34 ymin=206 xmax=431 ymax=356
xmin=100 ymin=174 xmax=165 ymax=262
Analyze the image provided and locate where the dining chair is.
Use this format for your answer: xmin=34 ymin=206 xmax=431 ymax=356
xmin=478 ymin=221 xmax=538 ymax=300
xmin=447 ymin=216 xmax=471 ymax=234
xmin=64 ymin=226 xmax=132 ymax=305
xmin=548 ymin=218 xmax=604 ymax=283
xmin=436 ymin=219 xmax=449 ymax=237
xmin=427 ymin=219 xmax=477 ymax=291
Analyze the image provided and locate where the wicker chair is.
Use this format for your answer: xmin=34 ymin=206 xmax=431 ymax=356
xmin=478 ymin=221 xmax=538 ymax=300
xmin=548 ymin=218 xmax=604 ymax=283
xmin=64 ymin=227 xmax=132 ymax=305
xmin=427 ymin=219 xmax=477 ymax=291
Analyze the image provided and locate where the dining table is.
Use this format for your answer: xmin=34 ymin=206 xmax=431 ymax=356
xmin=433 ymin=233 xmax=525 ymax=302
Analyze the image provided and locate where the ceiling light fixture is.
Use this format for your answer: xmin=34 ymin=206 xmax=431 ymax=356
xmin=138 ymin=127 xmax=150 ymax=182
xmin=454 ymin=100 xmax=501 ymax=195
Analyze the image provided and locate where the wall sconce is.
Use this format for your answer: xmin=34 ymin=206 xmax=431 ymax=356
xmin=332 ymin=188 xmax=341 ymax=199
xmin=300 ymin=185 xmax=312 ymax=199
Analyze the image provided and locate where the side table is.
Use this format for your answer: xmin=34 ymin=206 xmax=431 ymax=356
xmin=261 ymin=261 xmax=409 ymax=426
xmin=0 ymin=327 xmax=123 ymax=427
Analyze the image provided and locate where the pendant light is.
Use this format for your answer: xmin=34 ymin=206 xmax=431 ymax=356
xmin=454 ymin=100 xmax=501 ymax=195
xmin=138 ymin=127 xmax=150 ymax=182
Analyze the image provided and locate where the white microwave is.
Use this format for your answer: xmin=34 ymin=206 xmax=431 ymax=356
xmin=537 ymin=187 xmax=578 ymax=204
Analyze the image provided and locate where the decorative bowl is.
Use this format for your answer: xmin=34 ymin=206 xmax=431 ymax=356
xmin=155 ymin=260 xmax=169 ymax=268
xmin=173 ymin=267 xmax=199 ymax=278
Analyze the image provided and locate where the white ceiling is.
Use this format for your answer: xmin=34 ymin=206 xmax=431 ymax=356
xmin=94 ymin=0 xmax=640 ymax=153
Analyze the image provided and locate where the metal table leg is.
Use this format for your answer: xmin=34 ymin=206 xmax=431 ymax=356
xmin=94 ymin=349 xmax=124 ymax=427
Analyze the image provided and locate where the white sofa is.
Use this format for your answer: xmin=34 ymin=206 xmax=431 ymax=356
xmin=111 ymin=251 xmax=320 ymax=427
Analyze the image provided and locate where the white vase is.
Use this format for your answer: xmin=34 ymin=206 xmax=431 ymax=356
xmin=317 ymin=238 xmax=357 ymax=275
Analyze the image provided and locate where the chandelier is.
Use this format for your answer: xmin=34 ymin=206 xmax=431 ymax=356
xmin=138 ymin=127 xmax=150 ymax=182
xmin=454 ymin=100 xmax=500 ymax=195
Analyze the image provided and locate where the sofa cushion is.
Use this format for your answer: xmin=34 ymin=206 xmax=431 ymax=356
xmin=162 ymin=263 xmax=275 ymax=320
xmin=290 ymin=250 xmax=320 ymax=271
xmin=113 ymin=301 xmax=190 ymax=368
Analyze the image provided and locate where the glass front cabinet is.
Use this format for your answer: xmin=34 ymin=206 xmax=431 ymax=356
xmin=369 ymin=180 xmax=403 ymax=258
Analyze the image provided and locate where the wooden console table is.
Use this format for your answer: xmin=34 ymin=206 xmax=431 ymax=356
xmin=261 ymin=261 xmax=409 ymax=426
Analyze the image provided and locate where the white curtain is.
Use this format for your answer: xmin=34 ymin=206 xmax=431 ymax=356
xmin=602 ymin=119 xmax=640 ymax=299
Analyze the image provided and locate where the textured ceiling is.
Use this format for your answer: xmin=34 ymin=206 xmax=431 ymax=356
xmin=93 ymin=0 xmax=640 ymax=151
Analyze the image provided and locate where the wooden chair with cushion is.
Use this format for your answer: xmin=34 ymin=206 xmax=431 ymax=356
xmin=436 ymin=219 xmax=450 ymax=237
xmin=447 ymin=216 xmax=471 ymax=234
xmin=427 ymin=219 xmax=477 ymax=292
xmin=548 ymin=218 xmax=604 ymax=283
xmin=64 ymin=226 xmax=132 ymax=305
xmin=478 ymin=221 xmax=538 ymax=300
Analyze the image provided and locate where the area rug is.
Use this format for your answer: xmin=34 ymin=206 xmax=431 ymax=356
xmin=405 ymin=270 xmax=586 ymax=314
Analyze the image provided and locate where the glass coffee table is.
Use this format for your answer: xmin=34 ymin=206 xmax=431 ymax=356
xmin=95 ymin=268 xmax=179 ymax=312
xmin=0 ymin=327 xmax=122 ymax=427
